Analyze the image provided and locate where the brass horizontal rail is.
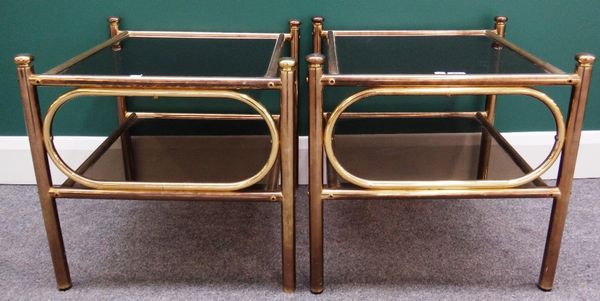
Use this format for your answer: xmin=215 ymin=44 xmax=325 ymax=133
xmin=127 ymin=30 xmax=281 ymax=39
xmin=132 ymin=112 xmax=280 ymax=121
xmin=322 ymin=74 xmax=579 ymax=86
xmin=331 ymin=29 xmax=489 ymax=37
xmin=265 ymin=34 xmax=286 ymax=77
xmin=30 ymin=74 xmax=281 ymax=89
xmin=50 ymin=187 xmax=282 ymax=202
xmin=485 ymin=31 xmax=566 ymax=75
xmin=322 ymin=187 xmax=560 ymax=200
xmin=45 ymin=32 xmax=129 ymax=75
xmin=326 ymin=31 xmax=339 ymax=74
xmin=329 ymin=111 xmax=484 ymax=119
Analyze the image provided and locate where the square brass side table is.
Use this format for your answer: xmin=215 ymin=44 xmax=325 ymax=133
xmin=307 ymin=16 xmax=594 ymax=293
xmin=15 ymin=17 xmax=300 ymax=292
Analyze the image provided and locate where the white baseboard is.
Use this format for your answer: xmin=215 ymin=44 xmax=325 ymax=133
xmin=1 ymin=131 xmax=599 ymax=185
xmin=500 ymin=131 xmax=600 ymax=180
xmin=0 ymin=137 xmax=105 ymax=185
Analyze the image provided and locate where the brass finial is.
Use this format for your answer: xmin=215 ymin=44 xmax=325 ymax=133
xmin=108 ymin=16 xmax=120 ymax=25
xmin=14 ymin=54 xmax=34 ymax=67
xmin=108 ymin=16 xmax=122 ymax=51
xmin=279 ymin=57 xmax=296 ymax=71
xmin=306 ymin=54 xmax=325 ymax=66
xmin=108 ymin=16 xmax=121 ymax=34
xmin=494 ymin=16 xmax=508 ymax=37
xmin=289 ymin=19 xmax=301 ymax=27
xmin=576 ymin=53 xmax=596 ymax=66
xmin=312 ymin=16 xmax=324 ymax=24
xmin=495 ymin=16 xmax=508 ymax=23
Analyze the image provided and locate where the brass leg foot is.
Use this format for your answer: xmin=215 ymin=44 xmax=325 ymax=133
xmin=58 ymin=283 xmax=73 ymax=291
xmin=536 ymin=283 xmax=552 ymax=292
xmin=283 ymin=286 xmax=295 ymax=294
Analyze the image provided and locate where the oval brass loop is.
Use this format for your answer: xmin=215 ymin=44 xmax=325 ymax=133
xmin=44 ymin=88 xmax=279 ymax=191
xmin=324 ymin=87 xmax=565 ymax=190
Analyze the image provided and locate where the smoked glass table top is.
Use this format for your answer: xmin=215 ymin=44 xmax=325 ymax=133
xmin=47 ymin=35 xmax=283 ymax=77
xmin=328 ymin=34 xmax=563 ymax=75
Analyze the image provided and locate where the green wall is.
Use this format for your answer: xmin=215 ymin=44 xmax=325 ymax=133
xmin=1 ymin=0 xmax=599 ymax=136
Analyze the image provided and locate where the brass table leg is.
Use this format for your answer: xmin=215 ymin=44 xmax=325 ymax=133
xmin=279 ymin=58 xmax=296 ymax=292
xmin=15 ymin=54 xmax=72 ymax=290
xmin=312 ymin=17 xmax=324 ymax=54
xmin=307 ymin=54 xmax=325 ymax=293
xmin=476 ymin=94 xmax=496 ymax=179
xmin=538 ymin=53 xmax=595 ymax=291
xmin=109 ymin=18 xmax=135 ymax=181
xmin=266 ymin=147 xmax=281 ymax=191
xmin=116 ymin=96 xmax=136 ymax=181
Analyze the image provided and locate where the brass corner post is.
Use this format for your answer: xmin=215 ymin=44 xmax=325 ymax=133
xmin=538 ymin=53 xmax=595 ymax=291
xmin=488 ymin=15 xmax=508 ymax=121
xmin=289 ymin=20 xmax=300 ymax=75
xmin=108 ymin=16 xmax=122 ymax=51
xmin=307 ymin=53 xmax=325 ymax=294
xmin=312 ymin=17 xmax=324 ymax=53
xmin=289 ymin=20 xmax=300 ymax=61
xmin=108 ymin=16 xmax=134 ymax=179
xmin=14 ymin=54 xmax=72 ymax=290
xmin=477 ymin=16 xmax=509 ymax=179
xmin=289 ymin=19 xmax=301 ymax=189
xmin=279 ymin=57 xmax=296 ymax=293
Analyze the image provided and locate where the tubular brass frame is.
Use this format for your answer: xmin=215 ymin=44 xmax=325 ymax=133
xmin=323 ymin=86 xmax=565 ymax=190
xmin=15 ymin=17 xmax=299 ymax=292
xmin=308 ymin=16 xmax=595 ymax=294
xmin=43 ymin=88 xmax=280 ymax=191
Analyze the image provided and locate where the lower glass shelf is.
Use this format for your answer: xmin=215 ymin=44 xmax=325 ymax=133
xmin=58 ymin=117 xmax=277 ymax=192
xmin=327 ymin=116 xmax=550 ymax=189
xmin=54 ymin=114 xmax=551 ymax=194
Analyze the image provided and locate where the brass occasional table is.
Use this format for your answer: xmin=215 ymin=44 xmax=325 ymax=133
xmin=307 ymin=16 xmax=594 ymax=293
xmin=15 ymin=17 xmax=299 ymax=292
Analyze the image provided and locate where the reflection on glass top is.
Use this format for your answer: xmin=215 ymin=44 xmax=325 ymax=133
xmin=59 ymin=37 xmax=278 ymax=77
xmin=333 ymin=35 xmax=549 ymax=75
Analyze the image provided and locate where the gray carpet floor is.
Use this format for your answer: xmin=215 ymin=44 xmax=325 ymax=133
xmin=1 ymin=180 xmax=599 ymax=300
